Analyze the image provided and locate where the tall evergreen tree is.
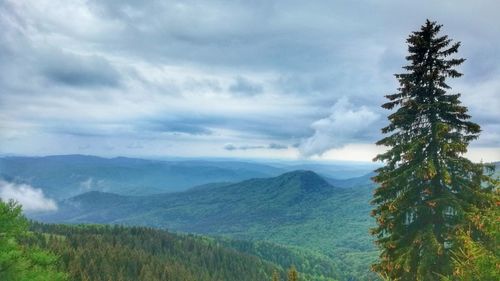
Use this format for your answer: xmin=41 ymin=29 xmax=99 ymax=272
xmin=371 ymin=20 xmax=496 ymax=280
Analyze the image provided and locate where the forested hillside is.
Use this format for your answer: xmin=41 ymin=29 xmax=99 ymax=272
xmin=34 ymin=171 xmax=377 ymax=280
xmin=24 ymin=223 xmax=281 ymax=281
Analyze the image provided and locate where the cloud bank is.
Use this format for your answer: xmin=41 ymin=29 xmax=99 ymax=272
xmin=299 ymin=98 xmax=379 ymax=157
xmin=0 ymin=180 xmax=58 ymax=212
xmin=0 ymin=0 xmax=498 ymax=161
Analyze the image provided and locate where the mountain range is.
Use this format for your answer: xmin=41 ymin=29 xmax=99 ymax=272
xmin=0 ymin=155 xmax=377 ymax=199
xmin=33 ymin=169 xmax=377 ymax=280
xmin=0 ymin=154 xmax=382 ymax=280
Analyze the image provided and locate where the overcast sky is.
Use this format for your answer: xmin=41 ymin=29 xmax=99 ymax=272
xmin=0 ymin=0 xmax=499 ymax=162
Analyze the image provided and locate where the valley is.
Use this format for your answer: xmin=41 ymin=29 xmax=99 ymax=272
xmin=1 ymin=155 xmax=379 ymax=280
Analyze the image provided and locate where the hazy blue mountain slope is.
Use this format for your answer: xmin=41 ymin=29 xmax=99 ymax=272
xmin=0 ymin=155 xmax=284 ymax=199
xmin=34 ymin=170 xmax=377 ymax=280
xmin=38 ymin=171 xmax=336 ymax=228
xmin=325 ymin=172 xmax=375 ymax=188
xmin=0 ymin=155 xmax=379 ymax=201
xmin=274 ymin=163 xmax=379 ymax=179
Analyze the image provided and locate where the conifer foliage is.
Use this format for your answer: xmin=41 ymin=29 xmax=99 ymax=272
xmin=371 ymin=20 xmax=497 ymax=280
xmin=0 ymin=200 xmax=67 ymax=281
xmin=25 ymin=223 xmax=277 ymax=281
xmin=287 ymin=265 xmax=299 ymax=281
xmin=272 ymin=269 xmax=281 ymax=281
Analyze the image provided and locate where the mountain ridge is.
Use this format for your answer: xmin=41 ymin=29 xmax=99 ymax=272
xmin=0 ymin=155 xmax=285 ymax=198
xmin=33 ymin=170 xmax=377 ymax=280
xmin=47 ymin=170 xmax=338 ymax=225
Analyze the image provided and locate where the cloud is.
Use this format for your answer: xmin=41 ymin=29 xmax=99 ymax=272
xmin=78 ymin=144 xmax=91 ymax=150
xmin=268 ymin=143 xmax=288 ymax=150
xmin=299 ymin=98 xmax=380 ymax=157
xmin=224 ymin=143 xmax=288 ymax=151
xmin=127 ymin=142 xmax=144 ymax=149
xmin=140 ymin=120 xmax=213 ymax=135
xmin=223 ymin=143 xmax=237 ymax=151
xmin=40 ymin=51 xmax=121 ymax=88
xmin=224 ymin=143 xmax=264 ymax=151
xmin=0 ymin=180 xmax=57 ymax=212
xmin=0 ymin=0 xmax=498 ymax=161
xmin=80 ymin=178 xmax=94 ymax=190
xmin=229 ymin=76 xmax=263 ymax=96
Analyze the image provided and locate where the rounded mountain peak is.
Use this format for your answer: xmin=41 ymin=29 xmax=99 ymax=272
xmin=274 ymin=170 xmax=333 ymax=193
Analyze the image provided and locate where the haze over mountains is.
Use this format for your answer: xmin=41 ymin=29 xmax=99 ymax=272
xmin=0 ymin=155 xmax=377 ymax=199
xmin=1 ymin=155 xmax=497 ymax=280
xmin=0 ymin=154 xmax=378 ymax=280
xmin=32 ymin=167 xmax=376 ymax=279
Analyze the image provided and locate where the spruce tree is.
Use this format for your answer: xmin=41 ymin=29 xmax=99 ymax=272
xmin=371 ymin=20 xmax=496 ymax=280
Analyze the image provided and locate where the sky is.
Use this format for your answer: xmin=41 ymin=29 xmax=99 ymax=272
xmin=0 ymin=0 xmax=499 ymax=162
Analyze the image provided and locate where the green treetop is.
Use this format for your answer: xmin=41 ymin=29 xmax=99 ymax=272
xmin=0 ymin=199 xmax=67 ymax=281
xmin=287 ymin=265 xmax=298 ymax=281
xmin=272 ymin=269 xmax=280 ymax=281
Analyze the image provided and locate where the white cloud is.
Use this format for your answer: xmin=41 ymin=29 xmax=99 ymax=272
xmin=299 ymin=98 xmax=379 ymax=157
xmin=0 ymin=180 xmax=57 ymax=212
xmin=80 ymin=178 xmax=94 ymax=190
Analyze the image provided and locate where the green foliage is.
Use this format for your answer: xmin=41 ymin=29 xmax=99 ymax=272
xmin=0 ymin=199 xmax=67 ymax=281
xmin=24 ymin=222 xmax=279 ymax=281
xmin=372 ymin=20 xmax=497 ymax=280
xmin=288 ymin=265 xmax=299 ymax=281
xmin=218 ymin=238 xmax=341 ymax=281
xmin=272 ymin=269 xmax=281 ymax=281
xmin=440 ymin=189 xmax=499 ymax=281
xmin=36 ymin=171 xmax=378 ymax=280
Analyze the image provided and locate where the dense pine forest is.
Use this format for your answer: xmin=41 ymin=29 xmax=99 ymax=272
xmin=2 ymin=199 xmax=300 ymax=281
xmin=24 ymin=223 xmax=279 ymax=281
xmin=32 ymin=170 xmax=377 ymax=280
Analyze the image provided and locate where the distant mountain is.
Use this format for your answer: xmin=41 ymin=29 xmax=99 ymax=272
xmin=34 ymin=170 xmax=377 ymax=280
xmin=0 ymin=155 xmax=378 ymax=201
xmin=275 ymin=162 xmax=379 ymax=179
xmin=37 ymin=170 xmax=335 ymax=225
xmin=37 ymin=171 xmax=336 ymax=227
xmin=0 ymin=155 xmax=284 ymax=199
xmin=325 ymin=172 xmax=375 ymax=188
